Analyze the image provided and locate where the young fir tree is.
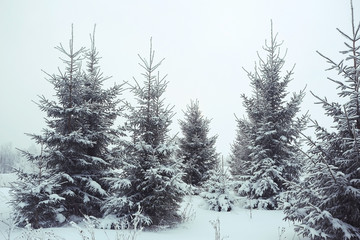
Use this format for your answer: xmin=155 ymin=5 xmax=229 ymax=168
xmin=178 ymin=100 xmax=219 ymax=187
xmin=228 ymin=121 xmax=252 ymax=181
xmin=11 ymin=27 xmax=122 ymax=228
xmin=200 ymin=157 xmax=235 ymax=212
xmin=231 ymin=24 xmax=307 ymax=210
xmin=103 ymin=40 xmax=187 ymax=228
xmin=284 ymin=3 xmax=360 ymax=239
xmin=11 ymin=145 xmax=65 ymax=228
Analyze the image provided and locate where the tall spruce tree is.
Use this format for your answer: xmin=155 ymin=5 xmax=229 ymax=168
xmin=11 ymin=27 xmax=122 ymax=228
xmin=178 ymin=100 xmax=219 ymax=187
xmin=230 ymin=24 xmax=307 ymax=210
xmin=103 ymin=40 xmax=187 ymax=228
xmin=284 ymin=2 xmax=360 ymax=239
xmin=82 ymin=26 xmax=122 ymax=160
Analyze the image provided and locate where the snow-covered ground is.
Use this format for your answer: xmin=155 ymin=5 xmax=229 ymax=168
xmin=0 ymin=173 xmax=308 ymax=240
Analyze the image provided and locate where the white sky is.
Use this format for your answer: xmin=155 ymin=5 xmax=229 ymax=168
xmin=0 ymin=0 xmax=356 ymax=156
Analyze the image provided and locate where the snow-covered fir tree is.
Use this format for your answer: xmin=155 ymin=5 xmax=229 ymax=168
xmin=231 ymin=24 xmax=308 ymax=210
xmin=11 ymin=27 xmax=122 ymax=228
xmin=284 ymin=3 xmax=360 ymax=239
xmin=82 ymin=26 xmax=122 ymax=161
xmin=103 ymin=40 xmax=187 ymax=228
xmin=200 ymin=158 xmax=235 ymax=212
xmin=178 ymin=100 xmax=219 ymax=187
xmin=228 ymin=120 xmax=252 ymax=181
xmin=79 ymin=27 xmax=123 ymax=215
xmin=11 ymin=145 xmax=65 ymax=228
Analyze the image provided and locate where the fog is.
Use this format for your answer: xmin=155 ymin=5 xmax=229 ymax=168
xmin=0 ymin=0 xmax=354 ymax=155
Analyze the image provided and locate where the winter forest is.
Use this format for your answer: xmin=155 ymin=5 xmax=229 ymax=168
xmin=1 ymin=1 xmax=360 ymax=240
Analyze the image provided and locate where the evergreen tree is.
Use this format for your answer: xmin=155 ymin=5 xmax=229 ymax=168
xmin=103 ymin=40 xmax=187 ymax=228
xmin=178 ymin=100 xmax=219 ymax=187
xmin=284 ymin=3 xmax=360 ymax=239
xmin=79 ymin=27 xmax=123 ymax=215
xmin=11 ymin=27 xmax=122 ymax=227
xmin=228 ymin=120 xmax=252 ymax=180
xmin=200 ymin=158 xmax=235 ymax=212
xmin=82 ymin=26 xmax=122 ymax=160
xmin=231 ymin=24 xmax=307 ymax=210
xmin=11 ymin=145 xmax=65 ymax=228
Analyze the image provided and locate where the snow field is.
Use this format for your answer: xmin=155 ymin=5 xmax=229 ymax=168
xmin=0 ymin=183 xmax=308 ymax=240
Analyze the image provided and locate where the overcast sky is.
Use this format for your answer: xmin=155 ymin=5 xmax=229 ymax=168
xmin=0 ymin=0 xmax=356 ymax=156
